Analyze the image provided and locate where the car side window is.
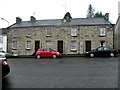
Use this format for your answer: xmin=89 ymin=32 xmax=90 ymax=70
xmin=46 ymin=48 xmax=50 ymax=52
xmin=104 ymin=47 xmax=108 ymax=51
xmin=98 ymin=47 xmax=104 ymax=51
xmin=40 ymin=49 xmax=44 ymax=52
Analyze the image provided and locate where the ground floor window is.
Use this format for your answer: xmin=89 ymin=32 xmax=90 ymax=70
xmin=12 ymin=40 xmax=17 ymax=49
xmin=71 ymin=41 xmax=77 ymax=50
xmin=46 ymin=41 xmax=52 ymax=49
xmin=26 ymin=41 xmax=31 ymax=49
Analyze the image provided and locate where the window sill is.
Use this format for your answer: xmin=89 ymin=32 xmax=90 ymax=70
xmin=71 ymin=35 xmax=77 ymax=37
xmin=26 ymin=48 xmax=31 ymax=50
xmin=13 ymin=36 xmax=18 ymax=38
xmin=100 ymin=35 xmax=106 ymax=37
xmin=71 ymin=49 xmax=77 ymax=52
xmin=46 ymin=35 xmax=51 ymax=37
xmin=12 ymin=48 xmax=17 ymax=50
xmin=26 ymin=35 xmax=31 ymax=37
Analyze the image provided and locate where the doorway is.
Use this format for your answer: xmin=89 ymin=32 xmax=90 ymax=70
xmin=57 ymin=41 xmax=63 ymax=54
xmin=35 ymin=41 xmax=40 ymax=53
xmin=85 ymin=41 xmax=91 ymax=52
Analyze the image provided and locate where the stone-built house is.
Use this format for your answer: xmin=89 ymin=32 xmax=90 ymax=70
xmin=7 ymin=13 xmax=114 ymax=56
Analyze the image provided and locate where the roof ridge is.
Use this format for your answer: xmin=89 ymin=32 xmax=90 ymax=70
xmin=22 ymin=17 xmax=106 ymax=22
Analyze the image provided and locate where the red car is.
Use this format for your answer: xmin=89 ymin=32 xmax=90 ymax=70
xmin=2 ymin=58 xmax=10 ymax=77
xmin=0 ymin=52 xmax=10 ymax=77
xmin=36 ymin=48 xmax=61 ymax=59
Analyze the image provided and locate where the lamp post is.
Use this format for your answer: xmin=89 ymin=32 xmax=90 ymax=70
xmin=1 ymin=18 xmax=9 ymax=27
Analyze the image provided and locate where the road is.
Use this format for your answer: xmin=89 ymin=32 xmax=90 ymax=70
xmin=2 ymin=56 xmax=118 ymax=89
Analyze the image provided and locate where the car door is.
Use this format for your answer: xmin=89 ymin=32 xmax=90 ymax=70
xmin=40 ymin=49 xmax=45 ymax=57
xmin=103 ymin=47 xmax=110 ymax=56
xmin=96 ymin=47 xmax=104 ymax=56
xmin=44 ymin=48 xmax=52 ymax=57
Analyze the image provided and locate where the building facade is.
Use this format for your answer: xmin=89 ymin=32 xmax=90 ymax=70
xmin=7 ymin=15 xmax=114 ymax=56
xmin=0 ymin=28 xmax=7 ymax=52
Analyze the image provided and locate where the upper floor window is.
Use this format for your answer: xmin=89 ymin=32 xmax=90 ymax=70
xmin=46 ymin=41 xmax=52 ymax=49
xmin=0 ymin=37 xmax=3 ymax=44
xmin=46 ymin=28 xmax=51 ymax=36
xmin=12 ymin=40 xmax=17 ymax=49
xmin=13 ymin=30 xmax=18 ymax=37
xmin=100 ymin=28 xmax=106 ymax=36
xmin=71 ymin=28 xmax=77 ymax=36
xmin=26 ymin=41 xmax=31 ymax=49
xmin=71 ymin=41 xmax=77 ymax=50
xmin=26 ymin=29 xmax=32 ymax=37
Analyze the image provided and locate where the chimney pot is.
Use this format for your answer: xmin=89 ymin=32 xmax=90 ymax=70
xmin=104 ymin=13 xmax=109 ymax=20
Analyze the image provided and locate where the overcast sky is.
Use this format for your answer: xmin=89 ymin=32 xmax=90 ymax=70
xmin=0 ymin=0 xmax=119 ymax=28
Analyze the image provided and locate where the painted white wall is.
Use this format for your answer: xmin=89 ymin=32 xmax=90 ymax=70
xmin=0 ymin=36 xmax=7 ymax=52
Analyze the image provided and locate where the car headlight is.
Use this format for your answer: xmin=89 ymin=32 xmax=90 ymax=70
xmin=57 ymin=52 xmax=60 ymax=54
xmin=86 ymin=52 xmax=89 ymax=54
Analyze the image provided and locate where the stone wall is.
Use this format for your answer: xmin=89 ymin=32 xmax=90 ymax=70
xmin=7 ymin=25 xmax=113 ymax=55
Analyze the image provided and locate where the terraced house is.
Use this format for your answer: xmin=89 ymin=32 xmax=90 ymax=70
xmin=7 ymin=13 xmax=114 ymax=56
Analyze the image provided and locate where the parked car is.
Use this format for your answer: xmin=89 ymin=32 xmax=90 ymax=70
xmin=0 ymin=52 xmax=10 ymax=77
xmin=85 ymin=46 xmax=118 ymax=57
xmin=36 ymin=48 xmax=61 ymax=59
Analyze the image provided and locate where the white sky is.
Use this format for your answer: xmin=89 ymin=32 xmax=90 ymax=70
xmin=0 ymin=0 xmax=119 ymax=28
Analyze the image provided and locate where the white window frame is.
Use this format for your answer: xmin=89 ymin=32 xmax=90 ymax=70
xmin=46 ymin=28 xmax=51 ymax=36
xmin=46 ymin=41 xmax=52 ymax=49
xmin=12 ymin=40 xmax=17 ymax=49
xmin=71 ymin=28 xmax=77 ymax=36
xmin=100 ymin=28 xmax=106 ymax=36
xmin=71 ymin=41 xmax=77 ymax=50
xmin=26 ymin=41 xmax=31 ymax=49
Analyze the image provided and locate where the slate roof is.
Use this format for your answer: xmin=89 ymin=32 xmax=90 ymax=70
xmin=9 ymin=18 xmax=112 ymax=28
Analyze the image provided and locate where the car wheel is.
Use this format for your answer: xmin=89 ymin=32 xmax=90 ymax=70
xmin=52 ymin=54 xmax=57 ymax=59
xmin=90 ymin=53 xmax=94 ymax=57
xmin=110 ymin=53 xmax=114 ymax=57
xmin=37 ymin=55 xmax=41 ymax=59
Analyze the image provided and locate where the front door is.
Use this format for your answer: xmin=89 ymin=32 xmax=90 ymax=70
xmin=57 ymin=41 xmax=63 ymax=54
xmin=85 ymin=41 xmax=91 ymax=52
xmin=35 ymin=41 xmax=40 ymax=53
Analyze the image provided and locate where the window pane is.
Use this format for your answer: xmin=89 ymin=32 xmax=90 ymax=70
xmin=71 ymin=28 xmax=77 ymax=36
xmin=46 ymin=41 xmax=51 ymax=49
xmin=12 ymin=41 xmax=17 ymax=49
xmin=100 ymin=28 xmax=106 ymax=36
xmin=14 ymin=30 xmax=18 ymax=37
xmin=27 ymin=30 xmax=32 ymax=36
xmin=71 ymin=41 xmax=76 ymax=49
xmin=46 ymin=29 xmax=51 ymax=36
xmin=26 ymin=41 xmax=31 ymax=49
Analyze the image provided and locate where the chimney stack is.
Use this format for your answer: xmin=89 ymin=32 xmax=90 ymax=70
xmin=16 ymin=17 xmax=22 ymax=23
xmin=30 ymin=16 xmax=36 ymax=22
xmin=104 ymin=13 xmax=109 ymax=20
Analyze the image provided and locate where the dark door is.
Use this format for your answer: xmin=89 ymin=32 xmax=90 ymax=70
xmin=35 ymin=41 xmax=40 ymax=53
xmin=85 ymin=41 xmax=91 ymax=52
xmin=57 ymin=41 xmax=63 ymax=54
